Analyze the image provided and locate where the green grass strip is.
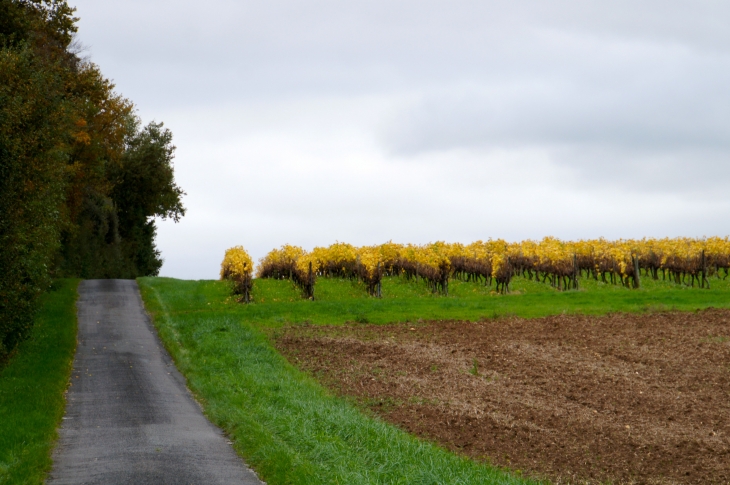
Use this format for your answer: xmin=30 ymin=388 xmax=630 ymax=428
xmin=139 ymin=278 xmax=537 ymax=485
xmin=142 ymin=275 xmax=730 ymax=331
xmin=0 ymin=279 xmax=79 ymax=485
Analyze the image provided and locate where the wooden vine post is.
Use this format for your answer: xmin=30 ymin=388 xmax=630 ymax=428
xmin=308 ymin=261 xmax=314 ymax=300
xmin=246 ymin=262 xmax=252 ymax=303
xmin=632 ymin=255 xmax=641 ymax=289
xmin=701 ymin=250 xmax=709 ymax=289
xmin=376 ymin=262 xmax=382 ymax=298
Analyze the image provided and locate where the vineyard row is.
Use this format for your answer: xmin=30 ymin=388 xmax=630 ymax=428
xmin=220 ymin=237 xmax=730 ymax=301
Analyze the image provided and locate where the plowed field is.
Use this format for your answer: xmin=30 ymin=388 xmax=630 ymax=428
xmin=275 ymin=309 xmax=730 ymax=484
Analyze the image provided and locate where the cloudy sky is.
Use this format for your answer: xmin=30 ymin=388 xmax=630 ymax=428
xmin=71 ymin=0 xmax=730 ymax=279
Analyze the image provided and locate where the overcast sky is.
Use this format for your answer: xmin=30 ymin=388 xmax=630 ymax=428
xmin=71 ymin=0 xmax=730 ymax=279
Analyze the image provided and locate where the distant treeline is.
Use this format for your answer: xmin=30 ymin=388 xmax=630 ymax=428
xmin=0 ymin=0 xmax=185 ymax=361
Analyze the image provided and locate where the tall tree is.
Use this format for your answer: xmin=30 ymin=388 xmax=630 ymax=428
xmin=112 ymin=121 xmax=185 ymax=276
xmin=0 ymin=0 xmax=185 ymax=361
xmin=0 ymin=0 xmax=77 ymax=360
xmin=55 ymin=64 xmax=141 ymax=279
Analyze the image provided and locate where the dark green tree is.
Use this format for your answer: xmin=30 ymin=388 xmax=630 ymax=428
xmin=112 ymin=121 xmax=186 ymax=276
xmin=0 ymin=0 xmax=77 ymax=361
xmin=0 ymin=0 xmax=185 ymax=361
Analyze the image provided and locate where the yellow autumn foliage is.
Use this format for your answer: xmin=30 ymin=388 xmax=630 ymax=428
xmin=220 ymin=246 xmax=254 ymax=281
xmin=245 ymin=236 xmax=730 ymax=299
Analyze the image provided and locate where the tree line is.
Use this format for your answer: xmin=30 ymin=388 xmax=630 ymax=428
xmin=1 ymin=0 xmax=185 ymax=362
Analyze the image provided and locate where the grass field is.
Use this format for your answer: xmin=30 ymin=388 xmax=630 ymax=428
xmin=144 ymin=273 xmax=730 ymax=329
xmin=0 ymin=279 xmax=79 ymax=485
xmin=138 ymin=273 xmax=730 ymax=484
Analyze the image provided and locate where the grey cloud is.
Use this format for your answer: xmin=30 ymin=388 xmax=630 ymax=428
xmin=377 ymin=8 xmax=730 ymax=193
xmin=76 ymin=1 xmax=730 ymax=107
xmin=386 ymin=69 xmax=730 ymax=151
xmin=382 ymin=59 xmax=730 ymax=191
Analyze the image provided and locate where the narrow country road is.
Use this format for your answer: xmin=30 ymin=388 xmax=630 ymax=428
xmin=48 ymin=280 xmax=263 ymax=484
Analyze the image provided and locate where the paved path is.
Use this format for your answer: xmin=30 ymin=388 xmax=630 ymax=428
xmin=48 ymin=279 xmax=263 ymax=484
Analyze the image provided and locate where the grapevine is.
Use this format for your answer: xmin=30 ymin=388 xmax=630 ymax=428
xmin=220 ymin=246 xmax=254 ymax=302
xmin=224 ymin=237 xmax=730 ymax=301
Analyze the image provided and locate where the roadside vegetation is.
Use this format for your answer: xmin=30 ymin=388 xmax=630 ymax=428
xmin=0 ymin=279 xmax=78 ymax=485
xmin=138 ymin=274 xmax=730 ymax=484
xmin=0 ymin=0 xmax=184 ymax=363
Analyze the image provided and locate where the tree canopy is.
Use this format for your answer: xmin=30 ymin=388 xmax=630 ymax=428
xmin=0 ymin=0 xmax=185 ymax=361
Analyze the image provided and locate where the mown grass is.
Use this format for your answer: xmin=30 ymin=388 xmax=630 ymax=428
xmin=138 ymin=273 xmax=730 ymax=484
xmin=0 ymin=279 xmax=79 ymax=485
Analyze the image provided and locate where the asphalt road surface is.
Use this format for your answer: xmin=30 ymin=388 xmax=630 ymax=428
xmin=48 ymin=279 xmax=263 ymax=484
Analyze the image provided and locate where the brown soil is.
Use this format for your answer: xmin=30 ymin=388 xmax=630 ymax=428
xmin=274 ymin=309 xmax=730 ymax=484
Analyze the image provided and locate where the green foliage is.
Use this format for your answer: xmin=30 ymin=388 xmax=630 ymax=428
xmin=0 ymin=40 xmax=72 ymax=359
xmin=114 ymin=121 xmax=185 ymax=226
xmin=0 ymin=0 xmax=77 ymax=51
xmin=139 ymin=277 xmax=533 ymax=485
xmin=57 ymin=119 xmax=185 ymax=278
xmin=111 ymin=121 xmax=185 ymax=276
xmin=0 ymin=0 xmax=184 ymax=357
xmin=470 ymin=359 xmax=479 ymax=376
xmin=0 ymin=279 xmax=78 ymax=484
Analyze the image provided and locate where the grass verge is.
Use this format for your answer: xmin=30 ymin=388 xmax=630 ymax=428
xmin=0 ymin=279 xmax=79 ymax=484
xmin=138 ymin=277 xmax=537 ymax=485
